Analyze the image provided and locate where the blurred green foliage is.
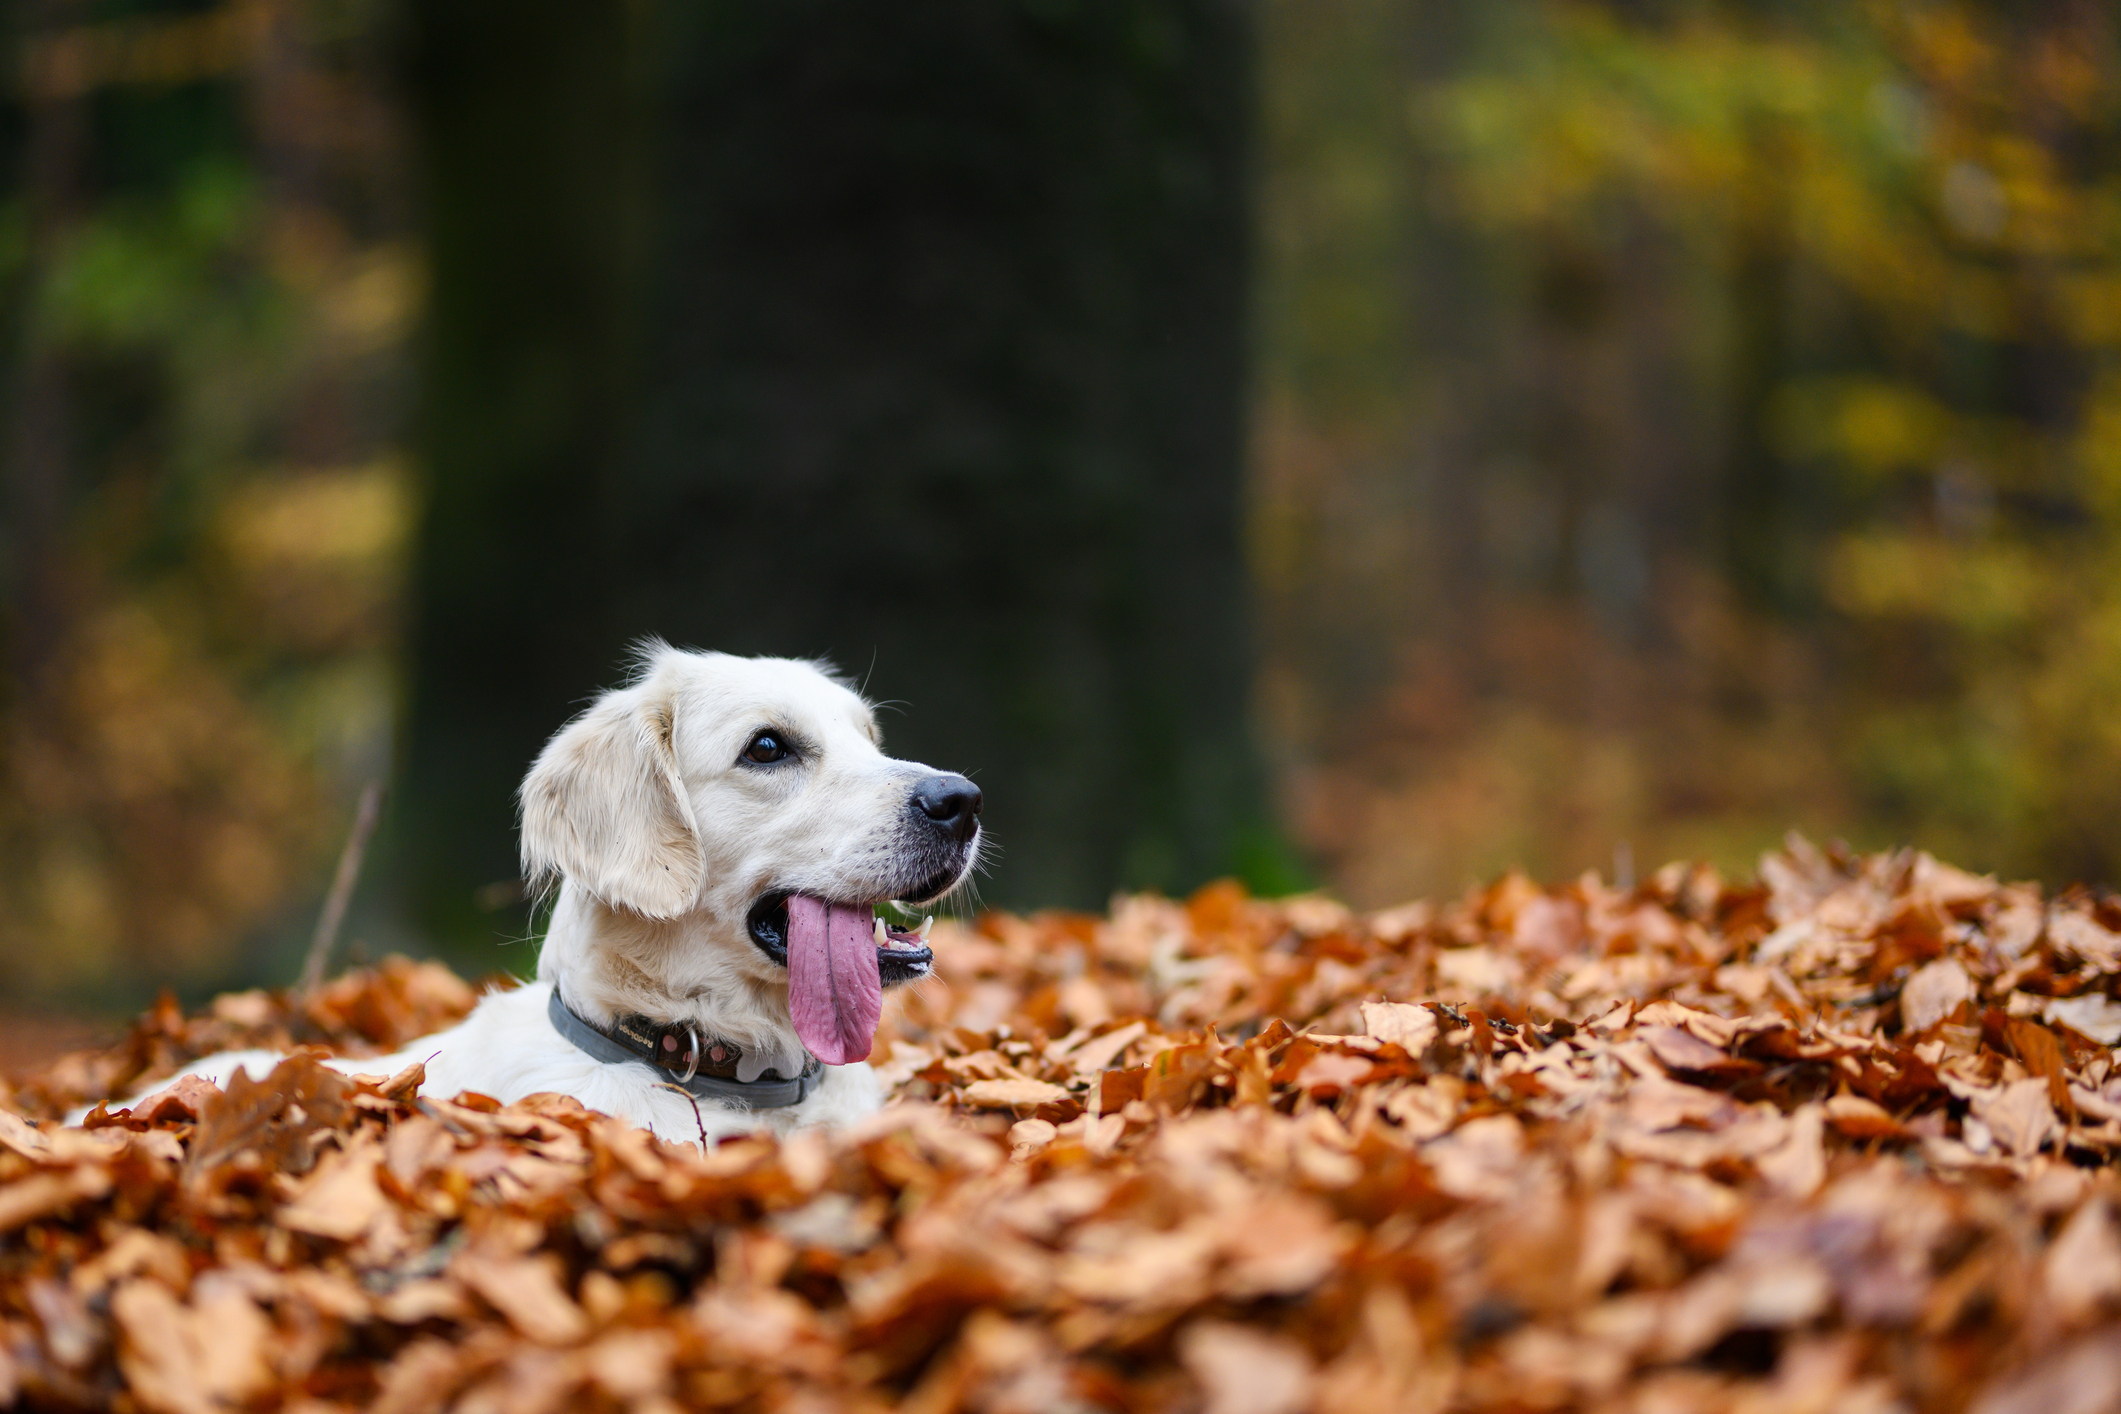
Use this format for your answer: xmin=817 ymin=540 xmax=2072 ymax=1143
xmin=0 ymin=0 xmax=411 ymax=1007
xmin=5 ymin=0 xmax=2119 ymax=1010
xmin=1257 ymin=0 xmax=2121 ymax=900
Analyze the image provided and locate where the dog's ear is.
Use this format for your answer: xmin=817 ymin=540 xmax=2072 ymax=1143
xmin=519 ymin=676 xmax=703 ymax=918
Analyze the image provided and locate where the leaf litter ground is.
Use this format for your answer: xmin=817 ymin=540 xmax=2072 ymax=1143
xmin=7 ymin=838 xmax=2121 ymax=1412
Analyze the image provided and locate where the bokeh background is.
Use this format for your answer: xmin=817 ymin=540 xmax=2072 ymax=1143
xmin=4 ymin=0 xmax=2118 ymax=1030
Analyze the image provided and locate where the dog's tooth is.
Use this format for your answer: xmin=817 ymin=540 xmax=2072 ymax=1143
xmin=874 ymin=916 xmax=890 ymax=948
xmin=918 ymin=915 xmax=934 ymax=940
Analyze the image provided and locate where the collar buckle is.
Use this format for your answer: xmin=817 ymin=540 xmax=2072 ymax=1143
xmin=545 ymin=986 xmax=824 ymax=1110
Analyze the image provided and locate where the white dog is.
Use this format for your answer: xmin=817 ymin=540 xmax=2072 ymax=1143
xmin=94 ymin=646 xmax=982 ymax=1142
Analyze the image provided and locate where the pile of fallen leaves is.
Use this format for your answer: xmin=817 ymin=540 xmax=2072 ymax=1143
xmin=7 ymin=838 xmax=2121 ymax=1413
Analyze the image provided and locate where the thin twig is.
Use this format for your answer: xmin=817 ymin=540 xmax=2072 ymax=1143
xmin=297 ymin=780 xmax=384 ymax=996
xmin=656 ymin=1080 xmax=712 ymax=1150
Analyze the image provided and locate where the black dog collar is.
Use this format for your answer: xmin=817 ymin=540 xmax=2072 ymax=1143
xmin=545 ymin=987 xmax=823 ymax=1109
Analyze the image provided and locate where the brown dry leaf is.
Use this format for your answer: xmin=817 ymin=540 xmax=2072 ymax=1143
xmin=188 ymin=1275 xmax=276 ymax=1406
xmin=1902 ymin=957 xmax=1975 ymax=1033
xmin=1059 ymin=1218 xmax=1221 ymax=1308
xmin=0 ymin=1165 xmax=111 ymax=1231
xmin=2049 ymin=913 xmax=2121 ymax=973
xmin=581 ymin=1328 xmax=675 ymax=1400
xmin=960 ymin=1077 xmax=1072 ymax=1110
xmin=16 ymin=842 xmax=2121 ymax=1412
xmin=184 ymin=1054 xmax=350 ymax=1183
xmin=26 ymin=1277 xmax=94 ymax=1369
xmin=2044 ymin=994 xmax=2121 ymax=1045
xmin=1361 ymin=1000 xmax=1439 ymax=1052
xmin=455 ymin=1253 xmax=590 ymax=1346
xmin=1381 ymin=1080 xmax=1461 ymax=1140
xmin=369 ymin=1339 xmax=469 ymax=1414
xmin=112 ymin=1281 xmax=212 ymax=1414
xmin=1975 ymin=1079 xmax=2059 ymax=1158
xmin=277 ymin=1134 xmax=388 ymax=1241
xmin=1064 ymin=1020 xmax=1146 ymax=1075
xmin=1218 ymin=1194 xmax=1348 ymax=1298
xmin=112 ymin=1277 xmax=274 ymax=1414
xmin=1755 ymin=1104 xmax=1827 ymax=1199
xmin=128 ymin=1074 xmax=223 ymax=1125
xmin=1294 ymin=1050 xmax=1374 ymax=1093
xmin=1971 ymin=1330 xmax=2121 ymax=1414
xmin=1435 ymin=946 xmax=1519 ymax=994
xmin=1423 ymin=1114 xmax=1524 ymax=1199
xmin=1178 ymin=1320 xmax=1314 ymax=1414
xmin=2045 ymin=1199 xmax=2121 ymax=1323
xmin=1824 ymin=1093 xmax=1905 ymax=1139
xmin=1618 ymin=1074 xmax=1743 ymax=1133
xmin=1634 ymin=1001 xmax=1738 ymax=1047
xmin=1638 ymin=1025 xmax=1732 ymax=1073
xmin=0 ymin=1108 xmax=51 ymax=1159
xmin=70 ymin=1227 xmax=190 ymax=1296
xmin=373 ymin=1279 xmax=472 ymax=1326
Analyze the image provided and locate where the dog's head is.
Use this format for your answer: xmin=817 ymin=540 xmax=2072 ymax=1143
xmin=519 ymin=645 xmax=980 ymax=1064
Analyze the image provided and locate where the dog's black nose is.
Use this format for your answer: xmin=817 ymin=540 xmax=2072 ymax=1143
xmin=912 ymin=774 xmax=982 ymax=842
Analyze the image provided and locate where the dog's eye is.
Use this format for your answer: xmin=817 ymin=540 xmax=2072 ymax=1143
xmin=742 ymin=731 xmax=791 ymax=765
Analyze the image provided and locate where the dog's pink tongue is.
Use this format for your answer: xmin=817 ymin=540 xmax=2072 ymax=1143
xmin=784 ymin=895 xmax=882 ymax=1065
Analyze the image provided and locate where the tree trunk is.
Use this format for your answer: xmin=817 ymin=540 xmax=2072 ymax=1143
xmin=398 ymin=1 xmax=1266 ymax=946
xmin=397 ymin=0 xmax=646 ymax=949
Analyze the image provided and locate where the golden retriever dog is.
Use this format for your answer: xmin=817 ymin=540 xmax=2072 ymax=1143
xmin=89 ymin=646 xmax=982 ymax=1142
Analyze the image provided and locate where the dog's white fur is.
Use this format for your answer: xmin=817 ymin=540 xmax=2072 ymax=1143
xmin=87 ymin=647 xmax=977 ymax=1143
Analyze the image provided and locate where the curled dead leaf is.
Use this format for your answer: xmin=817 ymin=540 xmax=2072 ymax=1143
xmin=1361 ymin=1000 xmax=1438 ymax=1053
xmin=961 ymin=1077 xmax=1072 ymax=1110
xmin=1178 ymin=1320 xmax=1314 ymax=1414
xmin=1902 ymin=957 xmax=1974 ymax=1034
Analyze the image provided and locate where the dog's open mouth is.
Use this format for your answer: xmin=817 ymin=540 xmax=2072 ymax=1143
xmin=746 ymin=893 xmax=934 ymax=1066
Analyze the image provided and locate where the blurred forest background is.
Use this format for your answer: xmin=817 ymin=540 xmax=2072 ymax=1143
xmin=2 ymin=0 xmax=2118 ymax=1023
